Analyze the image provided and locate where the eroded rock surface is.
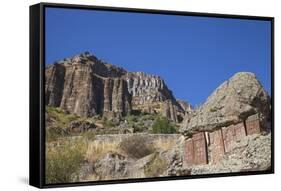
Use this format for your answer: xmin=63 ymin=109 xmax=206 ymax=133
xmin=92 ymin=152 xmax=132 ymax=180
xmin=45 ymin=52 xmax=185 ymax=121
xmin=181 ymin=72 xmax=271 ymax=135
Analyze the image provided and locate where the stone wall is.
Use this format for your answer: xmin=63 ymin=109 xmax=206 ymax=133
xmin=183 ymin=114 xmax=262 ymax=166
xmin=91 ymin=133 xmax=181 ymax=151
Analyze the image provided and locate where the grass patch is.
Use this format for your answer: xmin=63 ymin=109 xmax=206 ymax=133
xmin=45 ymin=138 xmax=87 ymax=184
xmin=81 ymin=130 xmax=96 ymax=141
xmin=100 ymin=116 xmax=120 ymax=128
xmin=125 ymin=115 xmax=138 ymax=124
xmin=153 ymin=138 xmax=177 ymax=151
xmin=86 ymin=141 xmax=121 ymax=163
xmin=46 ymin=106 xmax=79 ymax=129
xmin=46 ymin=126 xmax=69 ymax=142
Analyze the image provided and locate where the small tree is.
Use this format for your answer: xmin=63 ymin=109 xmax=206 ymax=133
xmin=152 ymin=117 xmax=176 ymax=134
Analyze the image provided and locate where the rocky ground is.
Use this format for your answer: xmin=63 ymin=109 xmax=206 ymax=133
xmin=60 ymin=131 xmax=272 ymax=182
xmin=45 ymin=105 xmax=272 ymax=183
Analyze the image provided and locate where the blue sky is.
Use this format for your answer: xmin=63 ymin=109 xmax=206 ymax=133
xmin=45 ymin=7 xmax=272 ymax=106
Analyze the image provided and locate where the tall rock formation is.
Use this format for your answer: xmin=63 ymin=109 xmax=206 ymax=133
xmin=45 ymin=52 xmax=185 ymax=121
xmin=45 ymin=52 xmax=131 ymax=118
xmin=180 ymin=72 xmax=271 ymax=135
xmin=125 ymin=72 xmax=184 ymax=122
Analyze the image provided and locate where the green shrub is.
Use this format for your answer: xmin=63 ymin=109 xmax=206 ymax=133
xmin=141 ymin=114 xmax=155 ymax=121
xmin=125 ymin=115 xmax=138 ymax=124
xmin=81 ymin=130 xmax=96 ymax=141
xmin=45 ymin=139 xmax=87 ymax=184
xmin=46 ymin=106 xmax=78 ymax=128
xmin=101 ymin=116 xmax=120 ymax=128
xmin=119 ymin=136 xmax=155 ymax=159
xmin=132 ymin=121 xmax=148 ymax=133
xmin=152 ymin=117 xmax=177 ymax=134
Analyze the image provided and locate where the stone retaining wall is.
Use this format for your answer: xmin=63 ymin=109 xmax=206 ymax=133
xmin=94 ymin=133 xmax=181 ymax=144
xmin=91 ymin=133 xmax=181 ymax=151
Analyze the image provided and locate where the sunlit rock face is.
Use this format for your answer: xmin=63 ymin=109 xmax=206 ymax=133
xmin=180 ymin=72 xmax=271 ymax=135
xmin=125 ymin=72 xmax=184 ymax=122
xmin=45 ymin=52 xmax=185 ymax=121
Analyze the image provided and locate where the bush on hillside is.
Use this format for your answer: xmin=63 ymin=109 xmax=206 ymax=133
xmin=45 ymin=139 xmax=87 ymax=184
xmin=152 ymin=117 xmax=177 ymax=134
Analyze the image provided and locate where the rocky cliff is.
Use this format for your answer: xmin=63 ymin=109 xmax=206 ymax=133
xmin=45 ymin=52 xmax=131 ymax=119
xmin=45 ymin=52 xmax=185 ymax=121
xmin=180 ymin=72 xmax=271 ymax=135
xmin=125 ymin=72 xmax=184 ymax=122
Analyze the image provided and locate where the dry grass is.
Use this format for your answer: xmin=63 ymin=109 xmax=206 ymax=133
xmin=153 ymin=139 xmax=177 ymax=151
xmin=85 ymin=140 xmax=122 ymax=163
xmin=45 ymin=137 xmax=88 ymax=184
xmin=86 ymin=134 xmax=178 ymax=162
xmin=84 ymin=173 xmax=100 ymax=181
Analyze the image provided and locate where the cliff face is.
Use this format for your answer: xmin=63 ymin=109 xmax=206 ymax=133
xmin=45 ymin=52 xmax=184 ymax=121
xmin=125 ymin=72 xmax=184 ymax=122
xmin=45 ymin=52 xmax=131 ymax=118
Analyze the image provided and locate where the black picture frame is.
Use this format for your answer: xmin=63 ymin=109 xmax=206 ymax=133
xmin=30 ymin=2 xmax=275 ymax=189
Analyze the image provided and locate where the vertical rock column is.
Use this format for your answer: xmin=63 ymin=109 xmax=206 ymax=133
xmin=111 ymin=78 xmax=132 ymax=117
xmin=59 ymin=64 xmax=103 ymax=117
xmin=163 ymin=100 xmax=178 ymax=123
xmin=45 ymin=64 xmax=65 ymax=106
xmin=103 ymin=78 xmax=113 ymax=113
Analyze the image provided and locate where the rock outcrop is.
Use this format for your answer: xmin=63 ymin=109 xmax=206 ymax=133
xmin=180 ymin=72 xmax=271 ymax=135
xmin=45 ymin=52 xmax=131 ymax=118
xmin=68 ymin=121 xmax=96 ymax=133
xmin=92 ymin=152 xmax=132 ymax=180
xmin=176 ymin=100 xmax=193 ymax=113
xmin=45 ymin=52 xmax=185 ymax=121
xmin=125 ymin=72 xmax=183 ymax=121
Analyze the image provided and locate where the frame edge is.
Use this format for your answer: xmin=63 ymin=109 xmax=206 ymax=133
xmin=29 ymin=3 xmax=44 ymax=188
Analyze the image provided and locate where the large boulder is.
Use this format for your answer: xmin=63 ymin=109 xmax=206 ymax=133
xmin=180 ymin=72 xmax=271 ymax=135
xmin=92 ymin=152 xmax=132 ymax=180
